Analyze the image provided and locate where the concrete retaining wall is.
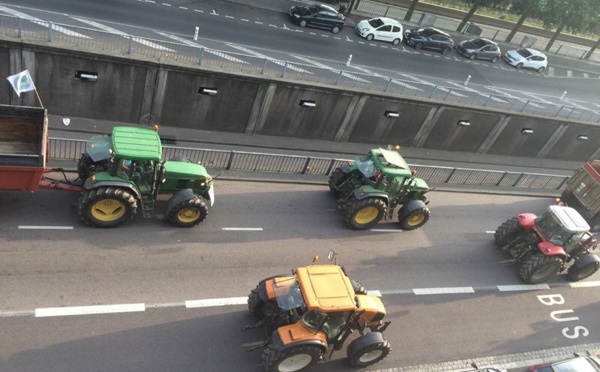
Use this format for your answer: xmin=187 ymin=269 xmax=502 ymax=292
xmin=2 ymin=39 xmax=599 ymax=162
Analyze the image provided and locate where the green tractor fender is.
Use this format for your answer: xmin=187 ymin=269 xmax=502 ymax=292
xmin=83 ymin=177 xmax=141 ymax=200
xmin=352 ymin=185 xmax=389 ymax=202
xmin=165 ymin=189 xmax=201 ymax=216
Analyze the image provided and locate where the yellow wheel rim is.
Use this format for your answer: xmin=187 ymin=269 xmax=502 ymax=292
xmin=178 ymin=207 xmax=200 ymax=223
xmin=91 ymin=199 xmax=125 ymax=221
xmin=407 ymin=213 xmax=425 ymax=226
xmin=355 ymin=206 xmax=379 ymax=224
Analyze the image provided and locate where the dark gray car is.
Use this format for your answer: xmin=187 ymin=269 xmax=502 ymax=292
xmin=403 ymin=27 xmax=454 ymax=54
xmin=289 ymin=4 xmax=345 ymax=34
xmin=457 ymin=38 xmax=502 ymax=62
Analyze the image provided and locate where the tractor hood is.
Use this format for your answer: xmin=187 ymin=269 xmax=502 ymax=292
xmin=163 ymin=160 xmax=209 ymax=180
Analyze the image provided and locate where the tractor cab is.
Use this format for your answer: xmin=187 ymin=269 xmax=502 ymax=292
xmin=535 ymin=205 xmax=590 ymax=252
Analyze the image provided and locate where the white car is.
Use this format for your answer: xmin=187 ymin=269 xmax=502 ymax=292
xmin=503 ymin=48 xmax=548 ymax=73
xmin=355 ymin=17 xmax=403 ymax=45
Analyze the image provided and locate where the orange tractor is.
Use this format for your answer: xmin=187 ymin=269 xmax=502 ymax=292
xmin=244 ymin=251 xmax=391 ymax=372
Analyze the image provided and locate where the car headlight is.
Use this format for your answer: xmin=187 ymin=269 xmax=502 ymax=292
xmin=294 ymin=14 xmax=299 ymax=18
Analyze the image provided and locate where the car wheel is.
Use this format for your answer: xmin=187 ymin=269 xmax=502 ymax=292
xmin=415 ymin=42 xmax=423 ymax=50
xmin=299 ymin=20 xmax=307 ymax=28
xmin=332 ymin=26 xmax=340 ymax=34
xmin=516 ymin=62 xmax=523 ymax=68
xmin=366 ymin=34 xmax=374 ymax=41
xmin=392 ymin=38 xmax=400 ymax=45
xmin=537 ymin=66 xmax=546 ymax=73
xmin=491 ymin=56 xmax=499 ymax=63
xmin=442 ymin=47 xmax=451 ymax=55
xmin=469 ymin=54 xmax=476 ymax=60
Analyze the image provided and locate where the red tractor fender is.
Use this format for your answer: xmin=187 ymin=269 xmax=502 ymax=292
xmin=537 ymin=241 xmax=568 ymax=260
xmin=517 ymin=213 xmax=537 ymax=230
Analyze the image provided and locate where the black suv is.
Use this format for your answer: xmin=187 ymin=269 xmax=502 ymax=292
xmin=289 ymin=4 xmax=345 ymax=34
xmin=404 ymin=27 xmax=454 ymax=54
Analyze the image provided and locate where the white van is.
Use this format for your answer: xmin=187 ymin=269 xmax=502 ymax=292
xmin=355 ymin=17 xmax=403 ymax=45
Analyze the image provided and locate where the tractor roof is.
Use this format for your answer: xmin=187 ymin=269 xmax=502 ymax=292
xmin=548 ymin=205 xmax=590 ymax=232
xmin=111 ymin=126 xmax=162 ymax=161
xmin=371 ymin=148 xmax=412 ymax=177
xmin=296 ymin=265 xmax=357 ymax=312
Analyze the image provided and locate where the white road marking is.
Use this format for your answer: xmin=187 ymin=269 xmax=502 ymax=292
xmin=156 ymin=32 xmax=250 ymax=64
xmin=547 ymin=66 xmax=554 ymax=76
xmin=367 ymin=290 xmax=382 ymax=297
xmin=370 ymin=229 xmax=403 ymax=232
xmin=194 ymin=9 xmax=203 ymax=13
xmin=290 ymin=55 xmax=368 ymax=82
xmin=497 ymin=284 xmax=550 ymax=291
xmin=241 ymin=18 xmax=249 ymax=22
xmin=227 ymin=44 xmax=313 ymax=73
xmin=0 ymin=310 xmax=35 ymax=317
xmin=225 ymin=15 xmax=234 ymax=19
xmin=446 ymin=81 xmax=509 ymax=103
xmin=583 ymin=73 xmax=589 ymax=78
xmin=567 ymin=70 xmax=573 ymax=77
xmin=570 ymin=281 xmax=600 ymax=288
xmin=0 ymin=5 xmax=90 ymax=38
xmin=351 ymin=65 xmax=420 ymax=89
xmin=396 ymin=73 xmax=468 ymax=97
xmin=414 ymin=287 xmax=475 ymax=295
xmin=222 ymin=227 xmax=263 ymax=231
xmin=483 ymin=86 xmax=543 ymax=108
xmin=72 ymin=17 xmax=173 ymax=51
xmin=162 ymin=3 xmax=171 ymax=6
xmin=178 ymin=6 xmax=187 ymax=10
xmin=485 ymin=231 xmax=495 ymax=233
xmin=19 ymin=225 xmax=73 ymax=230
xmin=35 ymin=303 xmax=145 ymax=317
xmin=185 ymin=297 xmax=247 ymax=308
xmin=255 ymin=21 xmax=263 ymax=24
xmin=211 ymin=10 xmax=218 ymax=15
xmin=521 ymin=92 xmax=554 ymax=104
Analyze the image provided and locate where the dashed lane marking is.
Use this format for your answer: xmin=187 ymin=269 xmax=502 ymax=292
xmin=18 ymin=225 xmax=74 ymax=230
xmin=567 ymin=70 xmax=573 ymax=77
xmin=155 ymin=32 xmax=250 ymax=64
xmin=446 ymin=81 xmax=509 ymax=103
xmin=35 ymin=303 xmax=145 ymax=317
xmin=351 ymin=66 xmax=421 ymax=90
xmin=498 ymin=284 xmax=550 ymax=291
xmin=570 ymin=281 xmax=600 ymax=288
xmin=414 ymin=287 xmax=475 ymax=295
xmin=222 ymin=227 xmax=263 ymax=231
xmin=583 ymin=72 xmax=589 ymax=78
xmin=548 ymin=66 xmax=554 ymax=76
xmin=291 ymin=55 xmax=370 ymax=82
xmin=370 ymin=229 xmax=403 ymax=232
xmin=185 ymin=297 xmax=247 ymax=308
xmin=227 ymin=44 xmax=313 ymax=74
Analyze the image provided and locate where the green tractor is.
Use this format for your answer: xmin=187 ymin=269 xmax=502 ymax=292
xmin=76 ymin=126 xmax=214 ymax=228
xmin=329 ymin=147 xmax=430 ymax=230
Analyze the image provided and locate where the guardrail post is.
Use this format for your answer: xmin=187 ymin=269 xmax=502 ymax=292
xmin=261 ymin=58 xmax=268 ymax=74
xmin=48 ymin=22 xmax=53 ymax=42
xmin=484 ymin=94 xmax=493 ymax=106
xmin=226 ymin=151 xmax=235 ymax=170
xmin=384 ymin=6 xmax=390 ymax=17
xmin=18 ymin=18 xmax=22 ymax=38
xmin=325 ymin=159 xmax=336 ymax=175
xmin=444 ymin=88 xmax=453 ymax=101
xmin=492 ymin=29 xmax=499 ymax=41
xmin=281 ymin=61 xmax=288 ymax=77
xmin=429 ymin=86 xmax=438 ymax=98
xmin=335 ymin=70 xmax=343 ymax=85
xmin=384 ymin=78 xmax=393 ymax=92
xmin=555 ymin=105 xmax=564 ymax=117
xmin=566 ymin=107 xmax=575 ymax=119
xmin=301 ymin=157 xmax=311 ymax=174
xmin=556 ymin=45 xmax=563 ymax=55
xmin=513 ymin=173 xmax=525 ymax=187
xmin=198 ymin=47 xmax=204 ymax=65
xmin=445 ymin=168 xmax=456 ymax=183
xmin=127 ymin=36 xmax=133 ymax=54
xmin=521 ymin=100 xmax=529 ymax=112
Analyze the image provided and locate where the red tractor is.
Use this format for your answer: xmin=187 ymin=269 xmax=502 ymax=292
xmin=494 ymin=205 xmax=599 ymax=284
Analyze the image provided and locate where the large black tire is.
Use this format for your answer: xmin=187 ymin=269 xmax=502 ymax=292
xmin=494 ymin=217 xmax=523 ymax=247
xmin=248 ymin=286 xmax=277 ymax=321
xmin=568 ymin=260 xmax=600 ymax=281
xmin=345 ymin=197 xmax=387 ymax=230
xmin=263 ymin=343 xmax=322 ymax=372
xmin=78 ymin=187 xmax=137 ymax=228
xmin=77 ymin=153 xmax=93 ymax=181
xmin=328 ymin=167 xmax=349 ymax=195
xmin=167 ymin=197 xmax=208 ymax=227
xmin=519 ymin=253 xmax=564 ymax=284
xmin=347 ymin=332 xmax=391 ymax=368
xmin=591 ymin=215 xmax=600 ymax=233
xmin=398 ymin=200 xmax=430 ymax=230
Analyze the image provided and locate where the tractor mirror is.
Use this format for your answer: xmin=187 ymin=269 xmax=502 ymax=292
xmin=327 ymin=249 xmax=337 ymax=263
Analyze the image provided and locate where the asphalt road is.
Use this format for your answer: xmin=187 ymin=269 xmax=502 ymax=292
xmin=1 ymin=181 xmax=599 ymax=371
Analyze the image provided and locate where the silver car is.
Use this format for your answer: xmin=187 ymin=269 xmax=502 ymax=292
xmin=503 ymin=48 xmax=548 ymax=73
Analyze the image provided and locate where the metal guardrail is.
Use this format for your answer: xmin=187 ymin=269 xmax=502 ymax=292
xmin=2 ymin=14 xmax=600 ymax=124
xmin=49 ymin=137 xmax=569 ymax=190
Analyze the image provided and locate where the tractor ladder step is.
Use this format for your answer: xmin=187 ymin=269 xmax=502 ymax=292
xmin=141 ymin=195 xmax=155 ymax=218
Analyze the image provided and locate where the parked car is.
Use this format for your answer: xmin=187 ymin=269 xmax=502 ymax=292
xmin=404 ymin=27 xmax=454 ymax=54
xmin=456 ymin=37 xmax=502 ymax=62
xmin=355 ymin=17 xmax=403 ymax=45
xmin=455 ymin=363 xmax=507 ymax=372
xmin=288 ymin=4 xmax=345 ymax=34
xmin=528 ymin=355 xmax=600 ymax=371
xmin=503 ymin=48 xmax=548 ymax=72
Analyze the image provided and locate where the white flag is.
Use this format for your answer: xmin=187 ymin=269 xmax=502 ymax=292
xmin=7 ymin=70 xmax=36 ymax=96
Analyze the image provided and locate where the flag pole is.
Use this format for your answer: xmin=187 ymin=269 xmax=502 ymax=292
xmin=34 ymin=88 xmax=44 ymax=108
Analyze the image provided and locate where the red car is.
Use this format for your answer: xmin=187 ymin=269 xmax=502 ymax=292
xmin=529 ymin=355 xmax=600 ymax=371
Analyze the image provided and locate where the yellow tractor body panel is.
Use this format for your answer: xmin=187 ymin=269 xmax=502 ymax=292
xmin=277 ymin=322 xmax=328 ymax=346
xmin=296 ymin=265 xmax=356 ymax=312
xmin=356 ymin=294 xmax=387 ymax=326
xmin=265 ymin=277 xmax=296 ymax=300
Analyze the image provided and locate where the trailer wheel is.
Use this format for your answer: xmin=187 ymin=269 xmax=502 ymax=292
xmin=167 ymin=197 xmax=208 ymax=227
xmin=263 ymin=343 xmax=322 ymax=372
xmin=345 ymin=197 xmax=387 ymax=230
xmin=494 ymin=217 xmax=523 ymax=247
xmin=519 ymin=253 xmax=563 ymax=284
xmin=347 ymin=332 xmax=391 ymax=367
xmin=398 ymin=200 xmax=430 ymax=230
xmin=78 ymin=187 xmax=137 ymax=228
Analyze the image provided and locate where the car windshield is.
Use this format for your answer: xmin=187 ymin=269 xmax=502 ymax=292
xmin=517 ymin=49 xmax=533 ymax=58
xmin=554 ymin=358 xmax=600 ymax=372
xmin=273 ymin=278 xmax=305 ymax=310
xmin=307 ymin=5 xmax=319 ymax=13
xmin=356 ymin=155 xmax=380 ymax=178
xmin=368 ymin=18 xmax=384 ymax=28
xmin=471 ymin=38 xmax=487 ymax=47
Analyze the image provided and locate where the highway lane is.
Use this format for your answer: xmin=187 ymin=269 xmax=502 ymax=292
xmin=1 ymin=0 xmax=599 ymax=106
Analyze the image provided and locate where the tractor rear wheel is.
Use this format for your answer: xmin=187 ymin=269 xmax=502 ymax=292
xmin=248 ymin=286 xmax=278 ymax=321
xmin=78 ymin=187 xmax=137 ymax=228
xmin=167 ymin=197 xmax=208 ymax=227
xmin=347 ymin=332 xmax=391 ymax=367
xmin=345 ymin=197 xmax=387 ymax=230
xmin=398 ymin=200 xmax=430 ymax=230
xmin=263 ymin=343 xmax=322 ymax=372
xmin=328 ymin=167 xmax=349 ymax=195
xmin=494 ymin=217 xmax=523 ymax=247
xmin=568 ymin=260 xmax=600 ymax=281
xmin=519 ymin=253 xmax=563 ymax=284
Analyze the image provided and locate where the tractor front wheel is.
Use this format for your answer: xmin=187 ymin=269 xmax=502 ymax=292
xmin=167 ymin=197 xmax=208 ymax=227
xmin=519 ymin=253 xmax=563 ymax=284
xmin=263 ymin=343 xmax=322 ymax=372
xmin=78 ymin=187 xmax=137 ymax=228
xmin=345 ymin=197 xmax=387 ymax=230
xmin=347 ymin=332 xmax=391 ymax=367
xmin=494 ymin=217 xmax=523 ymax=247
xmin=398 ymin=200 xmax=430 ymax=230
xmin=568 ymin=260 xmax=600 ymax=281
